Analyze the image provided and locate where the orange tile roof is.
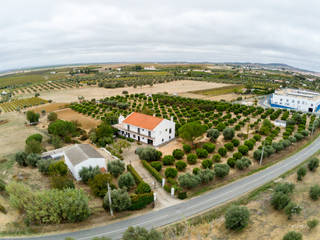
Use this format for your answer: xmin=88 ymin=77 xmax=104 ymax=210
xmin=123 ymin=112 xmax=163 ymax=130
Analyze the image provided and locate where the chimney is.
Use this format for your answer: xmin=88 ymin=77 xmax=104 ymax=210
xmin=170 ymin=116 xmax=173 ymax=122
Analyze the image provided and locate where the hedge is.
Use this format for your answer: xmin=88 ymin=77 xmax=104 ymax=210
xmin=129 ymin=192 xmax=154 ymax=210
xmin=127 ymin=164 xmax=143 ymax=185
xmin=142 ymin=160 xmax=162 ymax=183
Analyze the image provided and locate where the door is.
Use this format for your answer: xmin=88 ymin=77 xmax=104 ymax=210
xmin=147 ymin=139 xmax=153 ymax=145
xmin=138 ymin=136 xmax=140 ymax=142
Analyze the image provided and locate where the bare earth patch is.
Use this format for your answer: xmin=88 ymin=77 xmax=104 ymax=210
xmin=30 ymin=103 xmax=68 ymax=113
xmin=55 ymin=108 xmax=101 ymax=131
xmin=39 ymin=80 xmax=231 ymax=102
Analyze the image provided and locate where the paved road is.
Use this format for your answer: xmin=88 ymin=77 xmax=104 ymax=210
xmin=3 ymin=136 xmax=320 ymax=240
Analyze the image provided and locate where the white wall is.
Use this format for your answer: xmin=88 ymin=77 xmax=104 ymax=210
xmin=65 ymin=155 xmax=106 ymax=181
xmin=271 ymin=93 xmax=320 ymax=112
xmin=153 ymin=119 xmax=175 ymax=146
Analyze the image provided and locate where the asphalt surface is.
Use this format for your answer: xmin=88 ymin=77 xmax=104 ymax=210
xmin=3 ymin=135 xmax=320 ymax=240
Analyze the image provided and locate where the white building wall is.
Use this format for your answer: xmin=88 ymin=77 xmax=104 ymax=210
xmin=65 ymin=155 xmax=106 ymax=181
xmin=117 ymin=116 xmax=175 ymax=146
xmin=271 ymin=93 xmax=320 ymax=112
xmin=153 ymin=119 xmax=175 ymax=146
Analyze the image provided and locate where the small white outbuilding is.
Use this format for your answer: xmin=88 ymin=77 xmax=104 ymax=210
xmin=63 ymin=144 xmax=106 ymax=181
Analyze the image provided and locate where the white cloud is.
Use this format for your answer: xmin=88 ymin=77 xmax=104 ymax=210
xmin=1 ymin=0 xmax=320 ymax=71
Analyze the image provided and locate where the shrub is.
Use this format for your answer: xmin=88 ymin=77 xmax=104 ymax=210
xmin=89 ymin=173 xmax=112 ymax=197
xmin=183 ymin=144 xmax=191 ymax=153
xmin=253 ymin=149 xmax=263 ymax=161
xmin=26 ymin=110 xmax=40 ymax=123
xmin=150 ymin=161 xmax=162 ymax=171
xmin=162 ymin=155 xmax=175 ymax=165
xmin=231 ymin=138 xmax=240 ymax=147
xmin=6 ymin=182 xmax=90 ymax=224
xmin=297 ymin=166 xmax=307 ymax=181
xmin=118 ymin=172 xmax=135 ymax=190
xmin=227 ymin=158 xmax=236 ymax=168
xmin=79 ymin=166 xmax=100 ymax=184
xmin=308 ymin=157 xmax=319 ymax=172
xmin=207 ymin=128 xmax=220 ymax=142
xmin=187 ymin=153 xmax=197 ymax=164
xmin=129 ymin=192 xmax=154 ymax=210
xmin=244 ymin=140 xmax=255 ymax=150
xmin=48 ymin=161 xmax=68 ymax=176
xmin=235 ymin=157 xmax=251 ymax=170
xmin=25 ymin=139 xmax=42 ymax=154
xmin=172 ymin=149 xmax=184 ymax=160
xmin=224 ymin=142 xmax=234 ymax=151
xmin=136 ymin=182 xmax=151 ymax=194
xmin=103 ymin=189 xmax=131 ymax=212
xmin=271 ymin=192 xmax=291 ymax=210
xmin=178 ymin=192 xmax=187 ymax=199
xmin=175 ymin=161 xmax=187 ymax=171
xmin=214 ymin=164 xmax=230 ymax=178
xmin=202 ymin=159 xmax=213 ymax=169
xmin=122 ymin=226 xmax=162 ymax=240
xmin=289 ymin=136 xmax=297 ymax=143
xmin=225 ymin=205 xmax=250 ymax=231
xmin=48 ymin=112 xmax=58 ymax=122
xmin=272 ymin=142 xmax=284 ymax=152
xmin=0 ymin=179 xmax=6 ymax=192
xmin=253 ymin=134 xmax=261 ymax=141
xmin=284 ymin=202 xmax=301 ymax=220
xmin=218 ymin=147 xmax=227 ymax=157
xmin=196 ymin=148 xmax=208 ymax=158
xmin=309 ymin=184 xmax=320 ymax=200
xmin=142 ymin=160 xmax=162 ymax=183
xmin=238 ymin=145 xmax=249 ymax=155
xmin=165 ymin=168 xmax=178 ymax=178
xmin=193 ymin=167 xmax=200 ymax=175
xmin=50 ymin=176 xmax=74 ymax=190
xmin=198 ymin=169 xmax=215 ymax=184
xmin=282 ymin=231 xmax=302 ymax=240
xmin=203 ymin=142 xmax=215 ymax=153
xmin=108 ymin=159 xmax=125 ymax=177
xmin=307 ymin=219 xmax=319 ymax=230
xmin=26 ymin=153 xmax=41 ymax=167
xmin=233 ymin=152 xmax=243 ymax=160
xmin=275 ymin=183 xmax=295 ymax=195
xmin=178 ymin=122 xmax=206 ymax=144
xmin=135 ymin=147 xmax=162 ymax=162
xmin=26 ymin=134 xmax=43 ymax=144
xmin=212 ymin=154 xmax=221 ymax=163
xmin=127 ymin=164 xmax=143 ymax=184
xmin=178 ymin=173 xmax=201 ymax=189
xmin=37 ymin=159 xmax=54 ymax=175
xmin=223 ymin=127 xmax=235 ymax=140
xmin=294 ymin=132 xmax=304 ymax=141
xmin=15 ymin=151 xmax=27 ymax=166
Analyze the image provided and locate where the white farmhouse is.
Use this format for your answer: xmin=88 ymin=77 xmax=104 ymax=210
xmin=42 ymin=144 xmax=106 ymax=181
xmin=270 ymin=88 xmax=320 ymax=113
xmin=114 ymin=112 xmax=175 ymax=146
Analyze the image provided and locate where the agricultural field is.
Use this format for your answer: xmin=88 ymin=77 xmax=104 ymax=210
xmin=70 ymin=93 xmax=318 ymax=197
xmin=191 ymin=84 xmax=245 ymax=96
xmin=0 ymin=97 xmax=47 ymax=112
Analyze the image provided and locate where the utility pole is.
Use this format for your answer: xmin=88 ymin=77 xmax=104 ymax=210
xmin=107 ymin=183 xmax=113 ymax=217
xmin=259 ymin=141 xmax=265 ymax=166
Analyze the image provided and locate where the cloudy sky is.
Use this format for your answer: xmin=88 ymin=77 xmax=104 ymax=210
xmin=1 ymin=0 xmax=320 ymax=72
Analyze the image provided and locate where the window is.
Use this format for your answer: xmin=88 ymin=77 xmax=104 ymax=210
xmin=292 ymin=100 xmax=294 ymax=103
xmin=280 ymin=99 xmax=283 ymax=101
xmin=165 ymin=129 xmax=167 ymax=131
xmin=148 ymin=131 xmax=151 ymax=137
xmin=133 ymin=134 xmax=136 ymax=138
xmin=298 ymin=101 xmax=300 ymax=104
xmin=138 ymin=128 xmax=140 ymax=134
xmin=286 ymin=99 xmax=289 ymax=102
xmin=311 ymin=104 xmax=314 ymax=106
xmin=127 ymin=125 xmax=130 ymax=131
xmin=169 ymin=136 xmax=171 ymax=139
xmin=169 ymin=128 xmax=172 ymax=134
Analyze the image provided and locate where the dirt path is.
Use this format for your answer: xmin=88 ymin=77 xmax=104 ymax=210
xmin=36 ymin=80 xmax=230 ymax=102
xmin=122 ymin=144 xmax=180 ymax=209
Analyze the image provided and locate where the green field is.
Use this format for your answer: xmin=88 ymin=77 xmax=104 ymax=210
xmin=191 ymin=84 xmax=245 ymax=96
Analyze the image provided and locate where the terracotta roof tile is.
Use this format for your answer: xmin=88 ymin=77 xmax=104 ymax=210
xmin=123 ymin=112 xmax=163 ymax=130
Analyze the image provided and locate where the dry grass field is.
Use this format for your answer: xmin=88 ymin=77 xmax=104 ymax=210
xmin=175 ymin=155 xmax=320 ymax=240
xmin=38 ymin=80 xmax=230 ymax=102
xmin=55 ymin=108 xmax=101 ymax=130
xmin=0 ymin=112 xmax=46 ymax=158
